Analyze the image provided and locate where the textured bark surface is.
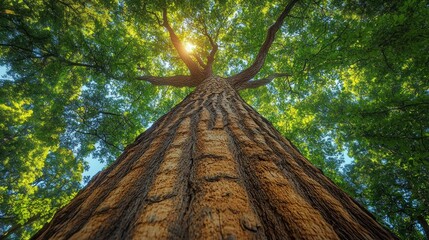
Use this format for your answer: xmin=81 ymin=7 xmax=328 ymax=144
xmin=33 ymin=77 xmax=397 ymax=239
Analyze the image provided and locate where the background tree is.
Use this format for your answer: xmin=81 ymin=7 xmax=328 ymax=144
xmin=0 ymin=0 xmax=427 ymax=239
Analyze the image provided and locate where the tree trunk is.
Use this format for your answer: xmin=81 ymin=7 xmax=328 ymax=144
xmin=33 ymin=76 xmax=397 ymax=239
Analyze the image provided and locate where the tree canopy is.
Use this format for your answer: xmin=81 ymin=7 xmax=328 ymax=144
xmin=1 ymin=0 xmax=428 ymax=239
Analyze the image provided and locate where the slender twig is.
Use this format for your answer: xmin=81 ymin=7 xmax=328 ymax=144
xmin=147 ymin=10 xmax=163 ymax=26
xmin=237 ymin=73 xmax=290 ymax=90
xmin=136 ymin=75 xmax=196 ymax=87
xmin=201 ymin=21 xmax=218 ymax=70
xmin=98 ymin=111 xmax=135 ymax=128
xmin=0 ymin=215 xmax=40 ymax=240
xmin=1 ymin=43 xmax=100 ymax=69
xmin=75 ymin=130 xmax=123 ymax=151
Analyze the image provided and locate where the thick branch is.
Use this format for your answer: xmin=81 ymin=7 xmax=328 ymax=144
xmin=237 ymin=73 xmax=290 ymax=90
xmin=162 ymin=9 xmax=204 ymax=78
xmin=136 ymin=75 xmax=197 ymax=87
xmin=227 ymin=0 xmax=299 ymax=87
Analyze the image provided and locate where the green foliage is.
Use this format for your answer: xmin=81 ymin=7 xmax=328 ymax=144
xmin=0 ymin=81 xmax=83 ymax=239
xmin=1 ymin=0 xmax=428 ymax=238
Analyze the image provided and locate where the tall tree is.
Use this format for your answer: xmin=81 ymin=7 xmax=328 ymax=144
xmin=1 ymin=0 xmax=426 ymax=238
xmin=28 ymin=0 xmax=396 ymax=239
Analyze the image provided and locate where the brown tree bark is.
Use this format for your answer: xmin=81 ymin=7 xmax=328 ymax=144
xmin=33 ymin=76 xmax=396 ymax=239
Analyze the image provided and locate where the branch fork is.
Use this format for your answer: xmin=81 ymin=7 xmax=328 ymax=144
xmin=137 ymin=0 xmax=299 ymax=90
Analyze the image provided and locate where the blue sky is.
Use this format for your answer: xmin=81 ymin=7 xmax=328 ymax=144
xmin=0 ymin=65 xmax=7 ymax=78
xmin=84 ymin=157 xmax=106 ymax=181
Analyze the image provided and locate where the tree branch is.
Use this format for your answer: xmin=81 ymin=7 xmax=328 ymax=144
xmin=136 ymin=75 xmax=197 ymax=87
xmin=162 ymin=8 xmax=204 ymax=79
xmin=191 ymin=53 xmax=207 ymax=69
xmin=201 ymin=22 xmax=219 ymax=72
xmin=0 ymin=215 xmax=40 ymax=240
xmin=1 ymin=43 xmax=100 ymax=69
xmin=237 ymin=73 xmax=290 ymax=90
xmin=227 ymin=0 xmax=299 ymax=87
xmin=98 ymin=111 xmax=135 ymax=128
xmin=147 ymin=10 xmax=163 ymax=26
xmin=75 ymin=130 xmax=123 ymax=151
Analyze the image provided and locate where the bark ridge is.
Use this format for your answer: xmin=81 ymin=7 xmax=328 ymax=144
xmin=33 ymin=77 xmax=397 ymax=240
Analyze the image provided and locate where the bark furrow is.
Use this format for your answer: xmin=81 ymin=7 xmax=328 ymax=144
xmin=33 ymin=76 xmax=397 ymax=240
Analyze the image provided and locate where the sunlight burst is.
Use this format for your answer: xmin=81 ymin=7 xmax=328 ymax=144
xmin=184 ymin=42 xmax=196 ymax=52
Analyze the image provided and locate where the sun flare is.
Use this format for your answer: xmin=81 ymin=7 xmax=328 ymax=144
xmin=184 ymin=42 xmax=196 ymax=52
